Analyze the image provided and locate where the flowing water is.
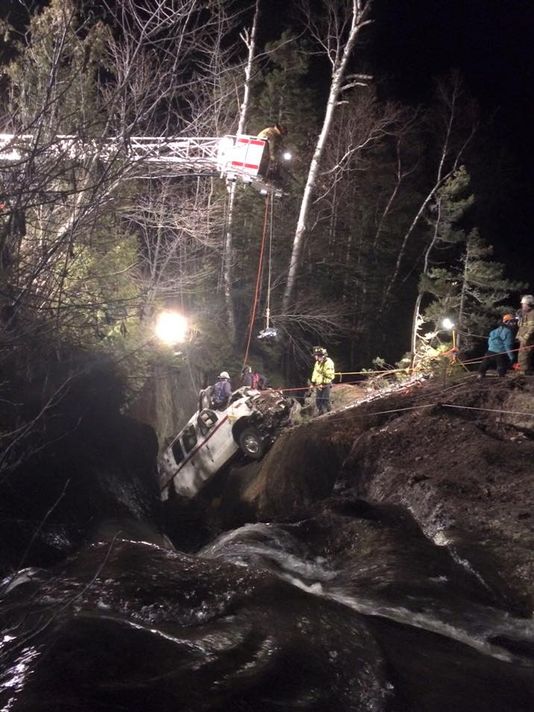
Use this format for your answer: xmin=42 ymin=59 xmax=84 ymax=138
xmin=1 ymin=501 xmax=534 ymax=711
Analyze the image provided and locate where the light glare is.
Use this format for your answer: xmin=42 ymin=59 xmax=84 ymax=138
xmin=442 ymin=318 xmax=455 ymax=330
xmin=155 ymin=311 xmax=188 ymax=345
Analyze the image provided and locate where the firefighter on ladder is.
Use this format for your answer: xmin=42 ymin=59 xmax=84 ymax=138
xmin=257 ymin=123 xmax=288 ymax=181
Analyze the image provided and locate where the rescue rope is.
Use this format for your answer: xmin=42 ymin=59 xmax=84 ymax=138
xmin=242 ymin=193 xmax=271 ymax=368
xmin=343 ymin=401 xmax=534 ymax=419
xmin=440 ymin=403 xmax=534 ymax=418
xmin=316 ymin=400 xmax=534 ymax=420
xmin=335 ymin=367 xmax=410 ymax=379
xmin=359 ymin=403 xmax=438 ymax=416
xmin=457 ymin=343 xmax=534 ymax=366
xmin=331 ymin=343 xmax=534 ymax=378
xmin=265 ymin=190 xmax=274 ymax=331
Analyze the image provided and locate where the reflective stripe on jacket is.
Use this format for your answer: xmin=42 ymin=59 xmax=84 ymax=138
xmin=311 ymin=357 xmax=335 ymax=385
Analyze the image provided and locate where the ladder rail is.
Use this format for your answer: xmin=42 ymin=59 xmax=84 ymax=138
xmin=0 ymin=132 xmax=266 ymax=182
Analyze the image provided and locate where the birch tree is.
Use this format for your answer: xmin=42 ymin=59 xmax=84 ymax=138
xmin=409 ymin=166 xmax=473 ymax=358
xmin=282 ymin=0 xmax=373 ymax=311
xmin=222 ymin=0 xmax=261 ymax=343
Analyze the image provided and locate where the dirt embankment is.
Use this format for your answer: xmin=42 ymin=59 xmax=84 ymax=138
xmin=216 ymin=375 xmax=534 ymax=611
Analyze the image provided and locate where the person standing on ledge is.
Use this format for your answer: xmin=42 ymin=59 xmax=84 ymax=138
xmin=517 ymin=294 xmax=534 ymax=374
xmin=477 ymin=314 xmax=516 ymax=379
xmin=310 ymin=346 xmax=335 ymax=415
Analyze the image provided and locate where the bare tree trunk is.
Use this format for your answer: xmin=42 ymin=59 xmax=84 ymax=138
xmin=456 ymin=239 xmax=471 ymax=349
xmin=282 ymin=0 xmax=372 ymax=311
xmin=380 ymin=75 xmax=476 ymax=315
xmin=371 ymin=138 xmax=410 ymax=249
xmin=222 ymin=0 xmax=260 ymax=343
xmin=410 ymin=198 xmax=442 ymax=359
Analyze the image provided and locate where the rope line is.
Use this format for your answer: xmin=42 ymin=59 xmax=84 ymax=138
xmin=242 ymin=193 xmax=270 ymax=368
xmin=277 ymin=382 xmax=534 ymax=420
xmin=341 ymin=401 xmax=534 ymax=419
xmin=441 ymin=403 xmax=534 ymax=418
xmin=351 ymin=403 xmax=437 ymax=417
xmin=459 ymin=343 xmax=534 ymax=366
xmin=325 ymin=399 xmax=533 ymax=420
xmin=332 ymin=343 xmax=534 ymax=377
xmin=265 ymin=189 xmax=274 ymax=330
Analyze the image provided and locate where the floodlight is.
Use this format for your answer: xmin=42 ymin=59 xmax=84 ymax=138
xmin=155 ymin=310 xmax=189 ymax=345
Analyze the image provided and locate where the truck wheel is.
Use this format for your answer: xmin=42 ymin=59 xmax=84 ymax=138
xmin=238 ymin=427 xmax=264 ymax=460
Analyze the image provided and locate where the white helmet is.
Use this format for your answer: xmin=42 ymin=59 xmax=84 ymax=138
xmin=521 ymin=294 xmax=534 ymax=306
xmin=219 ymin=371 xmax=230 ymax=379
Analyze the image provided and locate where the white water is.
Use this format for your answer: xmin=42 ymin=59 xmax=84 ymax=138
xmin=201 ymin=522 xmax=534 ymax=666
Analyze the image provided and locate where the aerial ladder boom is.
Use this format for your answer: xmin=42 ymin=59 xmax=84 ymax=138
xmin=0 ymin=132 xmax=267 ymax=185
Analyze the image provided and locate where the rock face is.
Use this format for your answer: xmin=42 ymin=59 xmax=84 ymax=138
xmin=128 ymin=361 xmax=201 ymax=448
xmin=0 ymin=364 xmax=162 ymax=575
xmin=214 ymin=376 xmax=534 ymax=612
xmin=3 ymin=371 xmax=534 ymax=711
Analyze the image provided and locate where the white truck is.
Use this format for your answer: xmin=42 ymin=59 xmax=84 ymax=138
xmin=159 ymin=387 xmax=297 ymax=500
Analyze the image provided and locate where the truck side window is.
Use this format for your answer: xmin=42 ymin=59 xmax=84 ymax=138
xmin=197 ymin=409 xmax=218 ymax=436
xmin=172 ymin=439 xmax=185 ymax=464
xmin=182 ymin=424 xmax=198 ymax=453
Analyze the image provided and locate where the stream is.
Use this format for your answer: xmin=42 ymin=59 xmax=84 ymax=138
xmin=1 ymin=498 xmax=533 ymax=711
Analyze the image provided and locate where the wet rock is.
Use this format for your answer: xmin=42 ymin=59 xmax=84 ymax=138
xmin=501 ymin=383 xmax=534 ymax=435
xmin=214 ymin=376 xmax=534 ymax=612
xmin=0 ymin=368 xmax=161 ymax=575
xmin=0 ymin=540 xmax=393 ymax=712
xmin=239 ymin=410 xmax=358 ymax=520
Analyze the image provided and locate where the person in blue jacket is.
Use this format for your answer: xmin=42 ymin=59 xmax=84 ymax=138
xmin=477 ymin=314 xmax=517 ymax=378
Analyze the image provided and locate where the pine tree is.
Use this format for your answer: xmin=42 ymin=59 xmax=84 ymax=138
xmin=422 ymin=230 xmax=525 ymax=351
xmin=414 ymin=166 xmax=524 ymax=355
xmin=411 ymin=166 xmax=473 ymax=356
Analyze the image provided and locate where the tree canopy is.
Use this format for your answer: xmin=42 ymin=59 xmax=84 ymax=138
xmin=0 ymin=0 xmax=527 ymax=423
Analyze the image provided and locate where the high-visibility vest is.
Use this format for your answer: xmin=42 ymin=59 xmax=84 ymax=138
xmin=311 ymin=357 xmax=335 ymax=385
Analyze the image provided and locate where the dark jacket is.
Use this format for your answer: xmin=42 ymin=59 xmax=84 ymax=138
xmin=212 ymin=378 xmax=232 ymax=407
xmin=241 ymin=370 xmax=253 ymax=387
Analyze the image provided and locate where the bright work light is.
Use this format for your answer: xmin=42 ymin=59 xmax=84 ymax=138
xmin=282 ymin=151 xmax=293 ymax=161
xmin=441 ymin=318 xmax=455 ymax=331
xmin=155 ymin=311 xmax=189 ymax=345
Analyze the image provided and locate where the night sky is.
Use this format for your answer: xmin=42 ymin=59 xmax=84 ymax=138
xmin=265 ymin=0 xmax=534 ymax=289
xmin=368 ymin=0 xmax=534 ymax=287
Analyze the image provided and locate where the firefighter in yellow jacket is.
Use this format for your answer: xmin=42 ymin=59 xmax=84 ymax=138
xmin=311 ymin=346 xmax=335 ymax=415
xmin=517 ymin=294 xmax=534 ymax=374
